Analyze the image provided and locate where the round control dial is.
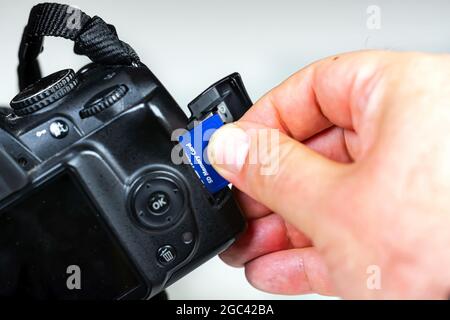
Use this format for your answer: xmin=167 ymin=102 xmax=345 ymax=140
xmin=79 ymin=84 xmax=128 ymax=119
xmin=130 ymin=172 xmax=186 ymax=230
xmin=10 ymin=69 xmax=78 ymax=116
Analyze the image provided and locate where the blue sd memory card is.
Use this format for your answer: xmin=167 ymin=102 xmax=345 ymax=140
xmin=179 ymin=114 xmax=229 ymax=193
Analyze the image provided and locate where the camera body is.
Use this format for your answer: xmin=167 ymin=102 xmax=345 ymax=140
xmin=0 ymin=63 xmax=249 ymax=299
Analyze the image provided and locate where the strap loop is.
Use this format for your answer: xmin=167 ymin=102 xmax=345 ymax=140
xmin=73 ymin=16 xmax=139 ymax=66
xmin=18 ymin=3 xmax=141 ymax=89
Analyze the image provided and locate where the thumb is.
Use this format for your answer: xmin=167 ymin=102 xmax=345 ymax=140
xmin=207 ymin=122 xmax=350 ymax=237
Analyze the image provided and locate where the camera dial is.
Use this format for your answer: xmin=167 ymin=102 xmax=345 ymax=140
xmin=10 ymin=69 xmax=79 ymax=116
xmin=80 ymin=84 xmax=128 ymax=119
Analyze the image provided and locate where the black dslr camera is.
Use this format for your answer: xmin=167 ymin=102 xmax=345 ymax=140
xmin=0 ymin=3 xmax=251 ymax=299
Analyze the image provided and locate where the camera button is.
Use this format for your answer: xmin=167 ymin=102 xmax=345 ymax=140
xmin=49 ymin=120 xmax=70 ymax=139
xmin=157 ymin=245 xmax=176 ymax=265
xmin=148 ymin=191 xmax=170 ymax=215
xmin=182 ymin=232 xmax=194 ymax=245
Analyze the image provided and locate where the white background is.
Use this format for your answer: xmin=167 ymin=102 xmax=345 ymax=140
xmin=1 ymin=0 xmax=449 ymax=299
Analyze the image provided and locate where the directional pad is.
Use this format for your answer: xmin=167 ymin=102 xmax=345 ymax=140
xmin=130 ymin=173 xmax=185 ymax=229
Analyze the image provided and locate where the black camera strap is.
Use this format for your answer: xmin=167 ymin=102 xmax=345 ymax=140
xmin=18 ymin=3 xmax=141 ymax=90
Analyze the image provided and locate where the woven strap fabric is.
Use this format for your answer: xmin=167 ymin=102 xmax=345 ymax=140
xmin=19 ymin=3 xmax=141 ymax=89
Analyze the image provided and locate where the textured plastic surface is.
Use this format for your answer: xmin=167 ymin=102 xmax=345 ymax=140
xmin=0 ymin=149 xmax=28 ymax=200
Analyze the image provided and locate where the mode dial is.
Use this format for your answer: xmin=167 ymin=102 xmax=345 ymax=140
xmin=10 ymin=69 xmax=79 ymax=116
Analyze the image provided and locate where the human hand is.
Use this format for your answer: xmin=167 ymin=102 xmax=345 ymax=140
xmin=207 ymin=51 xmax=450 ymax=299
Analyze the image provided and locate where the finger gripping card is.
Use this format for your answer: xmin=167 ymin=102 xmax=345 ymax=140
xmin=179 ymin=114 xmax=229 ymax=193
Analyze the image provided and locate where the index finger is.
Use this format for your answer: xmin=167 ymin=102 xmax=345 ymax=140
xmin=241 ymin=50 xmax=392 ymax=141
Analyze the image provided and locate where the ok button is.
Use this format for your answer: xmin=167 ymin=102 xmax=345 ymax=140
xmin=148 ymin=192 xmax=170 ymax=215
